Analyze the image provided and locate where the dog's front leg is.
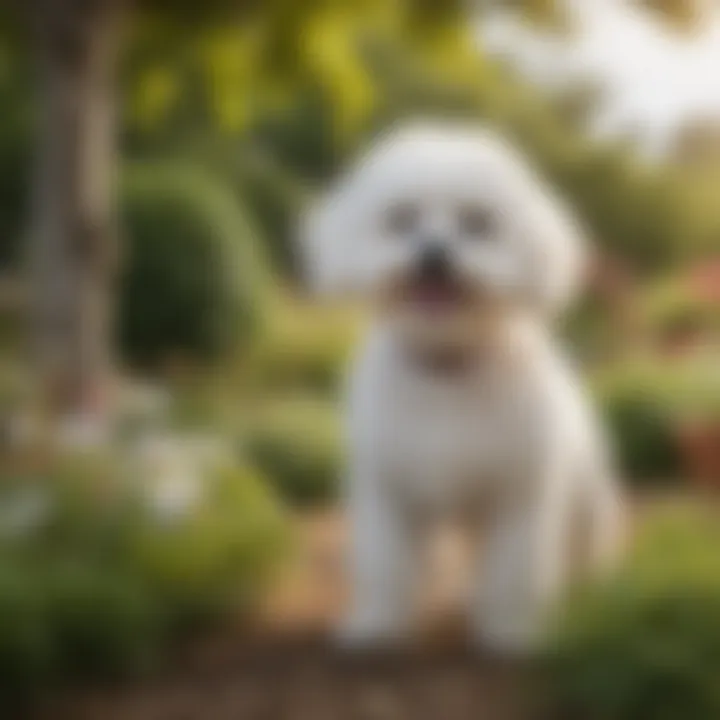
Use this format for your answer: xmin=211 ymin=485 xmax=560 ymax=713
xmin=336 ymin=471 xmax=423 ymax=647
xmin=472 ymin=468 xmax=573 ymax=655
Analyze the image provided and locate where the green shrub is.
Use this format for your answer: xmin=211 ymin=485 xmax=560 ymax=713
xmin=542 ymin=503 xmax=720 ymax=720
xmin=641 ymin=278 xmax=720 ymax=343
xmin=594 ymin=367 xmax=681 ymax=484
xmin=0 ymin=561 xmax=53 ymax=697
xmin=129 ymin=464 xmax=287 ymax=626
xmin=659 ymin=358 xmax=720 ymax=425
xmin=119 ymin=163 xmax=273 ymax=368
xmin=593 ymin=359 xmax=720 ymax=485
xmin=245 ymin=300 xmax=362 ymax=397
xmin=44 ymin=562 xmax=160 ymax=678
xmin=243 ymin=398 xmax=342 ymax=506
xmin=0 ymin=449 xmax=286 ymax=701
xmin=0 ymin=558 xmax=160 ymax=703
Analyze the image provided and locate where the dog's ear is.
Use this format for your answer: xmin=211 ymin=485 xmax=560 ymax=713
xmin=461 ymin=128 xmax=587 ymax=318
xmin=521 ymin=175 xmax=587 ymax=318
xmin=300 ymin=126 xmax=409 ymax=296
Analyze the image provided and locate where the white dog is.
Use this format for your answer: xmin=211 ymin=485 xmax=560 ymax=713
xmin=303 ymin=123 xmax=624 ymax=653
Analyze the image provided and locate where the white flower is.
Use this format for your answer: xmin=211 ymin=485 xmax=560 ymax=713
xmin=0 ymin=488 xmax=52 ymax=538
xmin=129 ymin=431 xmax=232 ymax=522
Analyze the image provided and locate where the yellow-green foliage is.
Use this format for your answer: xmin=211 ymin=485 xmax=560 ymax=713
xmin=640 ymin=276 xmax=720 ymax=341
xmin=542 ymin=502 xmax=720 ymax=720
xmin=593 ymin=361 xmax=682 ymax=483
xmin=593 ymin=358 xmax=720 ymax=483
xmin=130 ymin=464 xmax=286 ymax=622
xmin=245 ymin=299 xmax=364 ymax=397
xmin=0 ymin=451 xmax=286 ymax=702
xmin=243 ymin=397 xmax=343 ymax=506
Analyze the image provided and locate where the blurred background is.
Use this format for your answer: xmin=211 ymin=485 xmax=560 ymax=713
xmin=0 ymin=1 xmax=719 ymax=718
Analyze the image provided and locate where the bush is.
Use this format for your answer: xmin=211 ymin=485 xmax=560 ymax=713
xmin=43 ymin=562 xmax=160 ymax=678
xmin=542 ymin=503 xmax=720 ymax=720
xmin=0 ymin=560 xmax=161 ymax=702
xmin=593 ymin=365 xmax=681 ymax=484
xmin=593 ymin=359 xmax=720 ymax=485
xmin=129 ymin=462 xmax=287 ymax=626
xmin=243 ymin=398 xmax=342 ymax=506
xmin=244 ymin=299 xmax=362 ymax=398
xmin=641 ymin=278 xmax=720 ymax=347
xmin=0 ymin=561 xmax=54 ymax=697
xmin=0 ymin=449 xmax=286 ymax=702
xmin=119 ymin=162 xmax=274 ymax=368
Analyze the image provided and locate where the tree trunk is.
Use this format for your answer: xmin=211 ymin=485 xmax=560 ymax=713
xmin=31 ymin=0 xmax=123 ymax=442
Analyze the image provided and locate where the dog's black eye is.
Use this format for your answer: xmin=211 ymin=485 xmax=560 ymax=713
xmin=458 ymin=206 xmax=496 ymax=239
xmin=384 ymin=201 xmax=420 ymax=237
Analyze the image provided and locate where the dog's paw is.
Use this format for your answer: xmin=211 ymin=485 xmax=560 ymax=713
xmin=333 ymin=612 xmax=406 ymax=650
xmin=473 ymin=619 xmax=541 ymax=659
xmin=471 ymin=609 xmax=542 ymax=659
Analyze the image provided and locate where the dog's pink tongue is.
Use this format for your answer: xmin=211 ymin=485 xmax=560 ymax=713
xmin=411 ymin=280 xmax=462 ymax=310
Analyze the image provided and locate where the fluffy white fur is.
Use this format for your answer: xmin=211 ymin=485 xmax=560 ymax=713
xmin=303 ymin=123 xmax=624 ymax=653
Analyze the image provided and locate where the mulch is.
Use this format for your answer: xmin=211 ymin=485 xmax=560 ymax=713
xmin=42 ymin=629 xmax=532 ymax=720
xmin=34 ymin=510 xmax=542 ymax=720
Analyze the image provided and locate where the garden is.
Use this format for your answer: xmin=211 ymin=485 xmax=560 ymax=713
xmin=1 ymin=1 xmax=720 ymax=718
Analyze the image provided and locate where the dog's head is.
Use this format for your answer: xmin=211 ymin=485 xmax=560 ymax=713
xmin=303 ymin=123 xmax=586 ymax=346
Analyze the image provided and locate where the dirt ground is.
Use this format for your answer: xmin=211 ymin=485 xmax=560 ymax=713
xmin=39 ymin=511 xmax=537 ymax=720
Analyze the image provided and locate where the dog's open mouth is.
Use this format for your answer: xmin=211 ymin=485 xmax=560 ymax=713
xmin=401 ymin=276 xmax=468 ymax=312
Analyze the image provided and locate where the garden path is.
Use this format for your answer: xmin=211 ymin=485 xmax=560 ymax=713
xmin=42 ymin=510 xmax=530 ymax=720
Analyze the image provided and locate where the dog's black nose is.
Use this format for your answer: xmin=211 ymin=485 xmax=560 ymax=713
xmin=418 ymin=244 xmax=451 ymax=279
